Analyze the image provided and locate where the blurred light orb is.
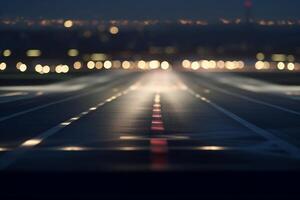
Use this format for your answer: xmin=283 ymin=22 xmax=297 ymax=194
xmin=104 ymin=61 xmax=112 ymax=69
xmin=122 ymin=61 xmax=131 ymax=69
xmin=3 ymin=49 xmax=11 ymax=57
xmin=55 ymin=65 xmax=62 ymax=73
xmin=256 ymin=52 xmax=265 ymax=61
xmin=68 ymin=49 xmax=79 ymax=57
xmin=95 ymin=61 xmax=103 ymax=69
xmin=149 ymin=60 xmax=160 ymax=69
xmin=43 ymin=65 xmax=50 ymax=74
xmin=161 ymin=61 xmax=170 ymax=70
xmin=217 ymin=60 xmax=225 ymax=69
xmin=26 ymin=49 xmax=41 ymax=57
xmin=64 ymin=20 xmax=73 ymax=28
xmin=19 ymin=64 xmax=27 ymax=72
xmin=109 ymin=26 xmax=119 ymax=35
xmin=87 ymin=61 xmax=95 ymax=69
xmin=73 ymin=61 xmax=82 ymax=70
xmin=0 ymin=62 xmax=7 ymax=71
xmin=61 ymin=65 xmax=69 ymax=73
xmin=277 ymin=62 xmax=285 ymax=70
xmin=35 ymin=64 xmax=43 ymax=73
xmin=191 ymin=61 xmax=200 ymax=70
xmin=138 ymin=60 xmax=146 ymax=69
xmin=255 ymin=61 xmax=264 ymax=70
xmin=182 ymin=60 xmax=191 ymax=68
xmin=287 ymin=63 xmax=295 ymax=71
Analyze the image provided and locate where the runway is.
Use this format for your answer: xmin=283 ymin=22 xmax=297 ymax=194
xmin=0 ymin=70 xmax=300 ymax=171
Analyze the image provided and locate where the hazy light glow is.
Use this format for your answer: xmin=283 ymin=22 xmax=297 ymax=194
xmin=197 ymin=146 xmax=226 ymax=151
xmin=3 ymin=49 xmax=12 ymax=57
xmin=277 ymin=62 xmax=285 ymax=70
xmin=149 ymin=60 xmax=160 ymax=69
xmin=182 ymin=60 xmax=191 ymax=68
xmin=73 ymin=61 xmax=82 ymax=69
xmin=287 ymin=63 xmax=295 ymax=71
xmin=122 ymin=61 xmax=131 ymax=69
xmin=26 ymin=49 xmax=41 ymax=57
xmin=87 ymin=61 xmax=96 ymax=69
xmin=68 ymin=49 xmax=79 ymax=57
xmin=104 ymin=61 xmax=112 ymax=69
xmin=64 ymin=20 xmax=73 ymax=28
xmin=109 ymin=26 xmax=119 ymax=34
xmin=191 ymin=61 xmax=200 ymax=70
xmin=22 ymin=139 xmax=42 ymax=147
xmin=0 ymin=62 xmax=7 ymax=71
xmin=161 ymin=61 xmax=170 ymax=70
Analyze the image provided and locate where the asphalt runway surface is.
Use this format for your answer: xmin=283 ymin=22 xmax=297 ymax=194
xmin=0 ymin=70 xmax=300 ymax=171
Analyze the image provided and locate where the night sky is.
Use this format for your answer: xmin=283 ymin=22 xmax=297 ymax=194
xmin=1 ymin=0 xmax=300 ymax=21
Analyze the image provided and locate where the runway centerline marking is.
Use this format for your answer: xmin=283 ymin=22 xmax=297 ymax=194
xmin=0 ymin=83 xmax=139 ymax=170
xmin=150 ymin=92 xmax=168 ymax=170
xmin=185 ymin=86 xmax=300 ymax=159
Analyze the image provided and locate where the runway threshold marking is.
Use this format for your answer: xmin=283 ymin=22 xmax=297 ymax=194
xmin=0 ymin=83 xmax=140 ymax=170
xmin=0 ymin=78 xmax=128 ymax=123
xmin=194 ymin=77 xmax=300 ymax=116
xmin=184 ymin=86 xmax=300 ymax=159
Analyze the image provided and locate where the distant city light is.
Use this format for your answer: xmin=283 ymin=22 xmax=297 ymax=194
xmin=109 ymin=26 xmax=119 ymax=35
xmin=149 ymin=60 xmax=160 ymax=69
xmin=91 ymin=53 xmax=107 ymax=61
xmin=217 ymin=60 xmax=225 ymax=69
xmin=95 ymin=61 xmax=103 ymax=69
xmin=287 ymin=63 xmax=295 ymax=71
xmin=122 ymin=61 xmax=131 ymax=69
xmin=61 ymin=65 xmax=69 ymax=73
xmin=161 ymin=61 xmax=170 ymax=70
xmin=43 ymin=65 xmax=51 ymax=74
xmin=277 ymin=62 xmax=285 ymax=70
xmin=35 ymin=64 xmax=43 ymax=73
xmin=73 ymin=61 xmax=82 ymax=69
xmin=104 ymin=61 xmax=112 ymax=69
xmin=256 ymin=52 xmax=265 ymax=61
xmin=16 ymin=62 xmax=27 ymax=72
xmin=0 ymin=62 xmax=7 ymax=71
xmin=64 ymin=20 xmax=73 ymax=28
xmin=26 ymin=49 xmax=42 ymax=57
xmin=182 ymin=60 xmax=191 ymax=68
xmin=272 ymin=54 xmax=286 ymax=62
xmin=138 ymin=60 xmax=147 ymax=69
xmin=68 ymin=49 xmax=79 ymax=57
xmin=87 ymin=61 xmax=96 ymax=69
xmin=3 ymin=49 xmax=12 ymax=57
xmin=191 ymin=61 xmax=200 ymax=70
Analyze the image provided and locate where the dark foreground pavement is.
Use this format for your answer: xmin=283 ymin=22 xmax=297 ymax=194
xmin=0 ymin=71 xmax=300 ymax=199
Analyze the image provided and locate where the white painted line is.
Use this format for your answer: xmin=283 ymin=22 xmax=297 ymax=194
xmin=0 ymin=84 xmax=136 ymax=170
xmin=187 ymin=88 xmax=300 ymax=159
xmin=0 ymin=78 xmax=128 ymax=123
xmin=194 ymin=78 xmax=300 ymax=116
